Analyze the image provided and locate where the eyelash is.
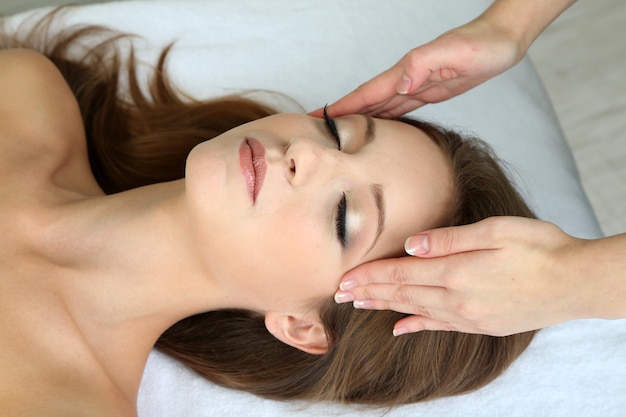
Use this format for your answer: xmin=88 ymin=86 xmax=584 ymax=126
xmin=336 ymin=193 xmax=348 ymax=248
xmin=323 ymin=105 xmax=342 ymax=150
xmin=322 ymin=106 xmax=348 ymax=247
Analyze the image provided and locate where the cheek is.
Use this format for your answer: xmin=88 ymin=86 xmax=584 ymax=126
xmin=240 ymin=214 xmax=341 ymax=308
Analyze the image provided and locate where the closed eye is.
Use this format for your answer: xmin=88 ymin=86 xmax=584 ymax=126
xmin=323 ymin=106 xmax=347 ymax=247
xmin=323 ymin=105 xmax=342 ymax=150
xmin=336 ymin=193 xmax=348 ymax=247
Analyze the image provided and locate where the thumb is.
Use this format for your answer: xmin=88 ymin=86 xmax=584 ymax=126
xmin=394 ymin=44 xmax=443 ymax=95
xmin=405 ymin=220 xmax=501 ymax=258
xmin=395 ymin=72 xmax=413 ymax=95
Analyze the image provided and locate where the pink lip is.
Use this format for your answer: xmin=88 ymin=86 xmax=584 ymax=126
xmin=239 ymin=138 xmax=266 ymax=203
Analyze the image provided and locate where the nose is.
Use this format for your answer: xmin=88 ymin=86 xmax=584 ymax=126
xmin=285 ymin=137 xmax=339 ymax=186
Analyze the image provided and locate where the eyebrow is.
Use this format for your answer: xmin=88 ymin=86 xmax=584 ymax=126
xmin=357 ymin=114 xmax=385 ymax=256
xmin=365 ymin=183 xmax=386 ymax=256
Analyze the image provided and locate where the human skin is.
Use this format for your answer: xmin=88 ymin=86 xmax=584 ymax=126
xmin=320 ymin=0 xmax=626 ymax=339
xmin=337 ymin=217 xmax=626 ymax=337
xmin=314 ymin=0 xmax=577 ymax=118
xmin=0 ymin=49 xmax=455 ymax=415
xmin=184 ymin=112 xmax=455 ymax=323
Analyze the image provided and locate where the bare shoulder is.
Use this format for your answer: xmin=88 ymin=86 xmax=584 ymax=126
xmin=0 ymin=48 xmax=84 ymax=139
xmin=0 ymin=49 xmax=87 ymax=179
xmin=0 ymin=48 xmax=79 ymax=111
xmin=0 ymin=48 xmax=100 ymax=196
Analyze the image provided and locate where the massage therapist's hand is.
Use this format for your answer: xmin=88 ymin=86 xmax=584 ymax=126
xmin=312 ymin=0 xmax=576 ymax=118
xmin=314 ymin=18 xmax=523 ymax=118
xmin=335 ymin=217 xmax=597 ymax=337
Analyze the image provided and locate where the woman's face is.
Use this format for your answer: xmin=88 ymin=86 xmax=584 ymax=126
xmin=185 ymin=113 xmax=454 ymax=314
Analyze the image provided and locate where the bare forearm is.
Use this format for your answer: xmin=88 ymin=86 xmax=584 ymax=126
xmin=479 ymin=0 xmax=577 ymax=54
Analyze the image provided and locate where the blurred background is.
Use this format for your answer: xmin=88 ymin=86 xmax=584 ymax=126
xmin=3 ymin=0 xmax=625 ymax=237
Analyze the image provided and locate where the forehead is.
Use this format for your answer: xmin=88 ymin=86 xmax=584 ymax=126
xmin=359 ymin=117 xmax=454 ymax=262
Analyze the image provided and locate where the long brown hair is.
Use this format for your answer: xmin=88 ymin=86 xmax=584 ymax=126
xmin=2 ymin=8 xmax=537 ymax=406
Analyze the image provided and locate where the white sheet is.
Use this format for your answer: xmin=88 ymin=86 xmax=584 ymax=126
xmin=7 ymin=1 xmax=625 ymax=416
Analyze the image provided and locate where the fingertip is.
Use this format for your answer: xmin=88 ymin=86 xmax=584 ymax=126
xmin=323 ymin=103 xmax=349 ymax=118
xmin=353 ymin=299 xmax=373 ymax=309
xmin=334 ymin=290 xmax=354 ymax=304
xmin=308 ymin=108 xmax=323 ymax=118
xmin=392 ymin=326 xmax=409 ymax=337
xmin=395 ymin=316 xmax=429 ymax=334
xmin=398 ymin=316 xmax=456 ymax=333
xmin=395 ymin=73 xmax=412 ymax=95
xmin=405 ymin=234 xmax=429 ymax=256
xmin=339 ymin=279 xmax=357 ymax=291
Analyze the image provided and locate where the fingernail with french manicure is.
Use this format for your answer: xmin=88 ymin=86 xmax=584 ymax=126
xmin=334 ymin=291 xmax=354 ymax=304
xmin=353 ymin=300 xmax=372 ymax=309
xmin=396 ymin=73 xmax=412 ymax=95
xmin=339 ymin=279 xmax=357 ymax=291
xmin=405 ymin=234 xmax=429 ymax=256
xmin=393 ymin=327 xmax=409 ymax=337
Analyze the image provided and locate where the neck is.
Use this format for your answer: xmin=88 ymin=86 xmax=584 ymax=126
xmin=53 ymin=180 xmax=231 ymax=402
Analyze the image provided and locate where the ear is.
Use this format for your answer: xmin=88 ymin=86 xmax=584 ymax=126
xmin=264 ymin=311 xmax=328 ymax=355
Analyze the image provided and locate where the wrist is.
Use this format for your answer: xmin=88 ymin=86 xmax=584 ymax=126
xmin=470 ymin=15 xmax=527 ymax=64
xmin=478 ymin=0 xmax=576 ymax=60
xmin=574 ymin=234 xmax=626 ymax=321
xmin=555 ymin=237 xmax=599 ymax=321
